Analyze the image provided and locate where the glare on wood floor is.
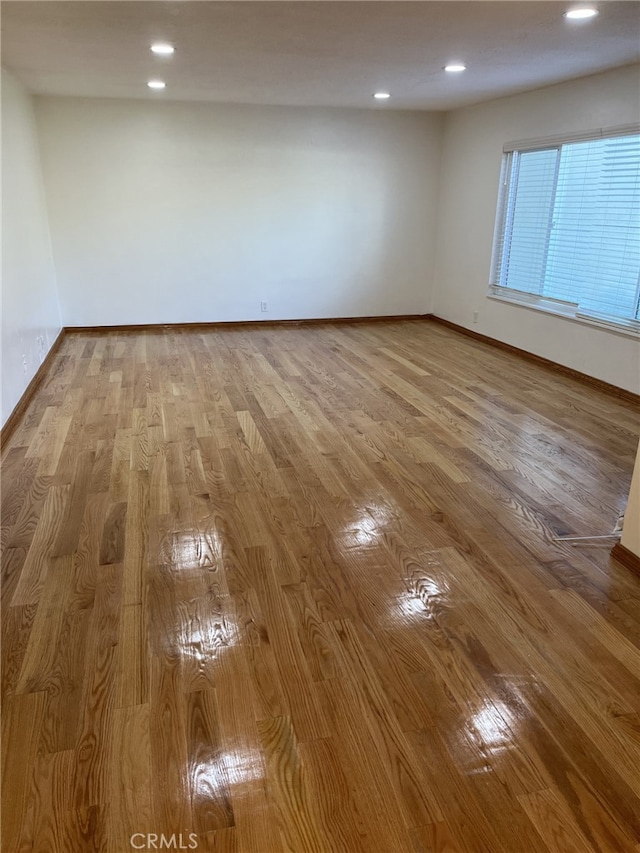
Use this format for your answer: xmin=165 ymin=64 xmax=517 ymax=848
xmin=2 ymin=319 xmax=639 ymax=852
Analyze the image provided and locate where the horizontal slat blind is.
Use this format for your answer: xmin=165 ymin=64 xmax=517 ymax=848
xmin=498 ymin=149 xmax=558 ymax=293
xmin=493 ymin=131 xmax=640 ymax=325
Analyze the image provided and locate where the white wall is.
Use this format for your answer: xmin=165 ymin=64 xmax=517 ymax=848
xmin=35 ymin=97 xmax=442 ymax=326
xmin=433 ymin=65 xmax=640 ymax=395
xmin=6 ymin=67 xmax=637 ymax=402
xmin=1 ymin=69 xmax=62 ymax=427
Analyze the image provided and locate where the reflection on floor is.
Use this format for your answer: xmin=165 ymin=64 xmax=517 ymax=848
xmin=2 ymin=319 xmax=640 ymax=852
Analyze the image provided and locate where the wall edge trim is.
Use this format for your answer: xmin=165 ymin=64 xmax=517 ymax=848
xmin=1 ymin=328 xmax=66 ymax=454
xmin=611 ymin=542 xmax=640 ymax=577
xmin=429 ymin=315 xmax=640 ymax=405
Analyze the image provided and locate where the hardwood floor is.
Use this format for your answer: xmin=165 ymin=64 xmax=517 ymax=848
xmin=2 ymin=318 xmax=639 ymax=853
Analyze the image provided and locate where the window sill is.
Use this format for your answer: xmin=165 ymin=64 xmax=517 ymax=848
xmin=487 ymin=287 xmax=640 ymax=340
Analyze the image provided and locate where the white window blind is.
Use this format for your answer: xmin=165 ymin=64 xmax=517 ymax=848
xmin=491 ymin=131 xmax=640 ymax=329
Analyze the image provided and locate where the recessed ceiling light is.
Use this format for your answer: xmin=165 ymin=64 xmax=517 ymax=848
xmin=444 ymin=64 xmax=466 ymax=73
xmin=564 ymin=7 xmax=599 ymax=18
xmin=374 ymin=92 xmax=391 ymax=99
xmin=147 ymin=80 xmax=166 ymax=90
xmin=151 ymin=42 xmax=175 ymax=55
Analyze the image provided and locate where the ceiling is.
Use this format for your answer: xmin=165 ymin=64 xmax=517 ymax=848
xmin=2 ymin=1 xmax=639 ymax=111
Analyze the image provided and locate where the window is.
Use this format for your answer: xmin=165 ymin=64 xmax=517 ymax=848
xmin=490 ymin=128 xmax=640 ymax=333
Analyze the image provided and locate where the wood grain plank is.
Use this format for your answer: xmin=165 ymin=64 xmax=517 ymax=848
xmin=2 ymin=321 xmax=639 ymax=853
xmin=1 ymin=690 xmax=46 ymax=851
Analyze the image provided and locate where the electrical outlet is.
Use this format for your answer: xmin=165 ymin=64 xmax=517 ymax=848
xmin=260 ymin=301 xmax=268 ymax=313
xmin=22 ymin=355 xmax=28 ymax=374
xmin=473 ymin=311 xmax=479 ymax=324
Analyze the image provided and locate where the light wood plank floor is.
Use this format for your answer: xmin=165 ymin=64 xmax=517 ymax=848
xmin=2 ymin=319 xmax=640 ymax=853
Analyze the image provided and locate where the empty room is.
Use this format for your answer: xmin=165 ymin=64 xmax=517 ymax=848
xmin=2 ymin=1 xmax=640 ymax=851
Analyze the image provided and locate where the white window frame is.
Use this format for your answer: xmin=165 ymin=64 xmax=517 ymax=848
xmin=489 ymin=124 xmax=640 ymax=338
